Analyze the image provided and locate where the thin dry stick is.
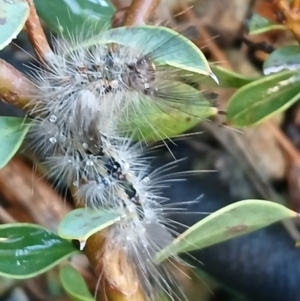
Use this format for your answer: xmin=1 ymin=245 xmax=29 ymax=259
xmin=24 ymin=0 xmax=54 ymax=61
xmin=179 ymin=2 xmax=232 ymax=69
xmin=123 ymin=0 xmax=161 ymax=25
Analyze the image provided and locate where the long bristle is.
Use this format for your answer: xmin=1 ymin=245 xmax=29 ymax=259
xmin=22 ymin=25 xmax=213 ymax=301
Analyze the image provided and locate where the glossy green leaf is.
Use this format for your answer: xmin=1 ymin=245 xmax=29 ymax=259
xmin=248 ymin=13 xmax=286 ymax=35
xmin=0 ymin=223 xmax=78 ymax=279
xmin=226 ymin=70 xmax=300 ymax=127
xmin=77 ymin=25 xmax=217 ymax=79
xmin=60 ymin=265 xmax=95 ymax=301
xmin=0 ymin=0 xmax=29 ymax=50
xmin=0 ymin=117 xmax=30 ymax=169
xmin=123 ymin=81 xmax=218 ymax=142
xmin=156 ymin=200 xmax=297 ymax=263
xmin=58 ymin=208 xmax=121 ymax=246
xmin=34 ymin=0 xmax=114 ymax=38
xmin=263 ymin=45 xmax=300 ymax=75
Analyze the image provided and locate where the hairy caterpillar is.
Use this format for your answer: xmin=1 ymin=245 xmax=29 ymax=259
xmin=23 ymin=25 xmax=216 ymax=301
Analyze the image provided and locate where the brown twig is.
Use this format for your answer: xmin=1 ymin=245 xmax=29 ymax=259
xmin=0 ymin=157 xmax=70 ymax=231
xmin=70 ymin=186 xmax=146 ymax=301
xmin=0 ymin=59 xmax=34 ymax=109
xmin=178 ymin=2 xmax=232 ymax=69
xmin=83 ymin=233 xmax=146 ymax=301
xmin=123 ymin=0 xmax=161 ymax=25
xmin=24 ymin=0 xmax=54 ymax=62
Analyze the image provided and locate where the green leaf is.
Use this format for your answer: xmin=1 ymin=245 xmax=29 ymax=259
xmin=123 ymin=81 xmax=218 ymax=142
xmin=263 ymin=45 xmax=300 ymax=75
xmin=34 ymin=0 xmax=115 ymax=38
xmin=0 ymin=0 xmax=29 ymax=50
xmin=225 ymin=70 xmax=300 ymax=127
xmin=68 ymin=26 xmax=218 ymax=140
xmin=77 ymin=25 xmax=217 ymax=79
xmin=60 ymin=265 xmax=95 ymax=301
xmin=156 ymin=200 xmax=297 ymax=263
xmin=248 ymin=13 xmax=286 ymax=35
xmin=203 ymin=65 xmax=258 ymax=88
xmin=0 ymin=223 xmax=78 ymax=279
xmin=58 ymin=208 xmax=121 ymax=246
xmin=0 ymin=117 xmax=30 ymax=169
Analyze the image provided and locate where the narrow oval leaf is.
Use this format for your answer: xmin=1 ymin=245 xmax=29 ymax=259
xmin=34 ymin=0 xmax=114 ymax=38
xmin=0 ymin=117 xmax=30 ymax=168
xmin=78 ymin=25 xmax=216 ymax=79
xmin=226 ymin=70 xmax=300 ymax=126
xmin=123 ymin=81 xmax=218 ymax=142
xmin=204 ymin=65 xmax=257 ymax=88
xmin=0 ymin=223 xmax=78 ymax=279
xmin=248 ymin=13 xmax=286 ymax=35
xmin=0 ymin=0 xmax=29 ymax=50
xmin=58 ymin=208 xmax=122 ymax=243
xmin=263 ymin=45 xmax=300 ymax=75
xmin=156 ymin=200 xmax=297 ymax=263
xmin=60 ymin=265 xmax=95 ymax=301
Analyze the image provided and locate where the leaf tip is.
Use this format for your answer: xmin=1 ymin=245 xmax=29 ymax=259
xmin=79 ymin=240 xmax=86 ymax=251
xmin=209 ymin=72 xmax=219 ymax=85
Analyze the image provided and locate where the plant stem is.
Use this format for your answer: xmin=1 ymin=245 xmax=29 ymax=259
xmin=123 ymin=0 xmax=161 ymax=25
xmin=70 ymin=186 xmax=146 ymax=301
xmin=0 ymin=59 xmax=33 ymax=109
xmin=84 ymin=233 xmax=146 ymax=301
xmin=24 ymin=0 xmax=54 ymax=62
xmin=0 ymin=0 xmax=53 ymax=110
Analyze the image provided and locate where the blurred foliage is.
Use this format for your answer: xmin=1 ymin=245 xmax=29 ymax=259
xmin=0 ymin=0 xmax=29 ymax=50
xmin=248 ymin=13 xmax=286 ymax=35
xmin=60 ymin=265 xmax=96 ymax=301
xmin=34 ymin=0 xmax=115 ymax=38
xmin=0 ymin=117 xmax=30 ymax=168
